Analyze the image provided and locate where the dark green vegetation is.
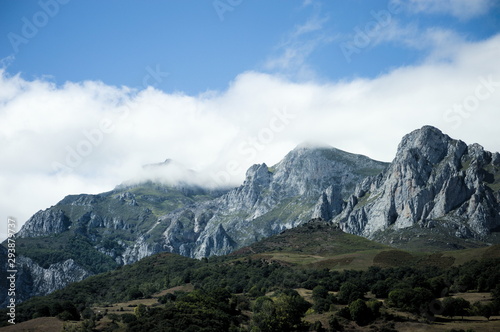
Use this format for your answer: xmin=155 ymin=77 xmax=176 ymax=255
xmin=2 ymin=221 xmax=500 ymax=331
xmin=15 ymin=234 xmax=118 ymax=274
xmin=127 ymin=289 xmax=241 ymax=332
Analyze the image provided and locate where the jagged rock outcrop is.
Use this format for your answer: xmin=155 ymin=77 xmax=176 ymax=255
xmin=0 ymin=248 xmax=90 ymax=307
xmin=335 ymin=126 xmax=500 ymax=242
xmin=194 ymin=224 xmax=237 ymax=258
xmin=15 ymin=257 xmax=91 ymax=301
xmin=312 ymin=185 xmax=344 ymax=220
xmin=17 ymin=209 xmax=71 ymax=237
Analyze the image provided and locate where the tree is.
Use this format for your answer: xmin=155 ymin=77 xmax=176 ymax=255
xmin=252 ymin=297 xmax=278 ymax=332
xmin=108 ymin=313 xmax=120 ymax=323
xmin=134 ymin=304 xmax=147 ymax=318
xmin=428 ymin=276 xmax=449 ymax=298
xmin=472 ymin=301 xmax=493 ymax=320
xmin=313 ymin=285 xmax=329 ymax=300
xmin=493 ymin=284 xmax=500 ymax=305
xmin=366 ymin=299 xmax=382 ymax=319
xmin=388 ymin=289 xmax=411 ymax=310
xmin=349 ymin=299 xmax=373 ymax=326
xmin=80 ymin=307 xmax=94 ymax=320
xmin=58 ymin=301 xmax=80 ymax=321
xmin=313 ymin=285 xmax=336 ymax=313
xmin=388 ymin=287 xmax=434 ymax=314
xmin=248 ymin=285 xmax=265 ymax=298
xmin=33 ymin=304 xmax=51 ymax=318
xmin=120 ymin=313 xmax=137 ymax=324
xmin=371 ymin=279 xmax=391 ymax=298
xmin=337 ymin=282 xmax=363 ymax=305
xmin=274 ymin=291 xmax=311 ymax=330
xmin=251 ymin=292 xmax=311 ymax=332
xmin=442 ymin=297 xmax=470 ymax=320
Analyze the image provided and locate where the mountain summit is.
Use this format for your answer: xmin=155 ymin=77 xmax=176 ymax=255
xmin=333 ymin=126 xmax=500 ymax=248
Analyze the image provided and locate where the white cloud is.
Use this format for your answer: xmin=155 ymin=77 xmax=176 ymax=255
xmin=369 ymin=21 xmax=467 ymax=61
xmin=402 ymin=0 xmax=494 ymax=20
xmin=263 ymin=10 xmax=336 ymax=79
xmin=1 ymin=33 xmax=500 ymax=238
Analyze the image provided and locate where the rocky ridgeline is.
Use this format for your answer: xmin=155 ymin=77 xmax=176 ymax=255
xmin=124 ymin=143 xmax=388 ymax=261
xmin=6 ymin=126 xmax=500 ymax=303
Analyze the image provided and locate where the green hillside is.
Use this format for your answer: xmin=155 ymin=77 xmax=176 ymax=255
xmin=3 ymin=220 xmax=500 ymax=331
xmin=231 ymin=219 xmax=390 ymax=270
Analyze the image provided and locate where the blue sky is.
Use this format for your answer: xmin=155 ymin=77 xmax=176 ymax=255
xmin=2 ymin=0 xmax=498 ymax=93
xmin=1 ymin=0 xmax=500 ymax=234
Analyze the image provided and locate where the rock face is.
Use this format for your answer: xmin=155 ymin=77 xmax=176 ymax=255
xmin=130 ymin=144 xmax=388 ymax=260
xmin=14 ymin=257 xmax=91 ymax=302
xmin=334 ymin=126 xmax=500 ymax=242
xmin=0 ymin=243 xmax=90 ymax=307
xmin=18 ymin=209 xmax=70 ymax=237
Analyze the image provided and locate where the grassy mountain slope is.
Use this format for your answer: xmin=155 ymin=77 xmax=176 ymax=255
xmin=231 ymin=219 xmax=390 ymax=270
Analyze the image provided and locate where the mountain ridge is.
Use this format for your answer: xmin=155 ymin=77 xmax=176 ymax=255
xmin=3 ymin=125 xmax=500 ymax=305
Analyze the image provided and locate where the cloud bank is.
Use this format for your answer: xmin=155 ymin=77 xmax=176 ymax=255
xmin=1 ymin=33 xmax=499 ymax=236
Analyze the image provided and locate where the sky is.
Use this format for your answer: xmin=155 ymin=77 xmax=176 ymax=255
xmin=0 ymin=0 xmax=500 ymax=238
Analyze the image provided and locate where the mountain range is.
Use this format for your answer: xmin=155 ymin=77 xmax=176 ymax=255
xmin=2 ymin=125 xmax=500 ymax=306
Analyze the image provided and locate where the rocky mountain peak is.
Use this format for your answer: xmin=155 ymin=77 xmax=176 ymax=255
xmin=271 ymin=143 xmax=388 ymax=198
xmin=396 ymin=125 xmax=464 ymax=165
xmin=244 ymin=163 xmax=272 ymax=187
xmin=335 ymin=126 xmax=500 ymax=247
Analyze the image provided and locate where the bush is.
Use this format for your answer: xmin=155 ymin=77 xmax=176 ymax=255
xmin=251 ymin=291 xmax=311 ymax=332
xmin=336 ymin=307 xmax=351 ymax=320
xmin=328 ymin=315 xmax=344 ymax=331
xmin=349 ymin=299 xmax=373 ymax=326
xmin=370 ymin=280 xmax=391 ymax=299
xmin=120 ymin=313 xmax=137 ymax=324
xmin=310 ymin=320 xmax=325 ymax=331
xmin=337 ymin=282 xmax=363 ymax=305
xmin=366 ymin=299 xmax=382 ymax=319
xmin=312 ymin=285 xmax=336 ymax=313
